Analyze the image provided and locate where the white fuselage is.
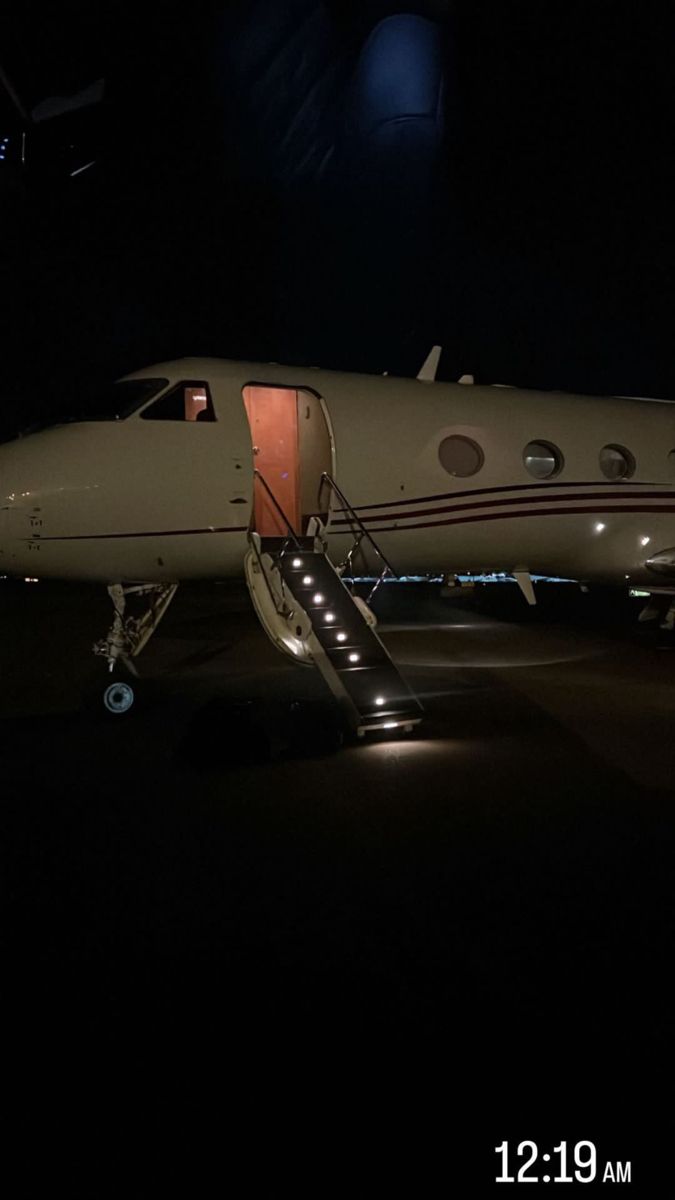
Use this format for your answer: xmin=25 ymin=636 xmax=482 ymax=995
xmin=1 ymin=356 xmax=675 ymax=587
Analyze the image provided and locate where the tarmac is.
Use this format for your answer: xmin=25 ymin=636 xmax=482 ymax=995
xmin=2 ymin=577 xmax=672 ymax=1190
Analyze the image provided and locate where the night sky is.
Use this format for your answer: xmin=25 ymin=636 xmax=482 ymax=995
xmin=2 ymin=2 xmax=675 ymax=432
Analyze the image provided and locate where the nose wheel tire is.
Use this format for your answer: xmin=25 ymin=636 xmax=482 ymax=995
xmin=102 ymin=679 xmax=136 ymax=716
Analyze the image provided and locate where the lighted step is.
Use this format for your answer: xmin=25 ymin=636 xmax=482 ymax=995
xmin=328 ymin=648 xmax=388 ymax=671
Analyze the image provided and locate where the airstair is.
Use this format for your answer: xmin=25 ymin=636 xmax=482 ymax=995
xmin=244 ymin=471 xmax=424 ymax=738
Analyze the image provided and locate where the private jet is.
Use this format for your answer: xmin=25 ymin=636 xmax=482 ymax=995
xmin=2 ymin=350 xmax=674 ymax=730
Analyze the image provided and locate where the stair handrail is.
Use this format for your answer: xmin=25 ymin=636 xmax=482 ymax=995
xmin=319 ymin=472 xmax=398 ymax=602
xmin=252 ymin=469 xmax=302 ymax=549
xmin=246 ymin=530 xmax=293 ymax=618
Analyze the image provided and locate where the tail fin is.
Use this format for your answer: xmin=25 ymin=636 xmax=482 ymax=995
xmin=417 ymin=345 xmax=442 ymax=382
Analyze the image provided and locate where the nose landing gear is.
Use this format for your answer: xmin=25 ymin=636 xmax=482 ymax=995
xmin=91 ymin=581 xmax=178 ymax=715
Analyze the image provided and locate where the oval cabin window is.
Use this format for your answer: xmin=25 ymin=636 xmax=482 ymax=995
xmin=438 ymin=435 xmax=484 ymax=477
xmin=523 ymin=440 xmax=563 ymax=479
xmin=599 ymin=444 xmax=635 ymax=480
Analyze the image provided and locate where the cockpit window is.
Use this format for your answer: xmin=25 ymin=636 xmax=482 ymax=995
xmin=16 ymin=378 xmax=171 ymax=434
xmin=99 ymin=378 xmax=170 ymax=419
xmin=139 ymin=381 xmax=216 ymax=422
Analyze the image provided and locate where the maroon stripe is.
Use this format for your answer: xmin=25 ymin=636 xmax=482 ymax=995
xmin=330 ymin=478 xmax=665 ymax=514
xmin=331 ymin=489 xmax=675 ymax=527
xmin=35 ymin=526 xmax=249 ymax=542
xmin=333 ymin=504 xmax=675 ymax=534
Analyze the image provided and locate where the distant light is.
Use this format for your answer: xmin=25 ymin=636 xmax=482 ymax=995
xmin=383 ymin=722 xmax=398 ymax=729
xmin=336 ymin=632 xmax=347 ymax=642
xmin=292 ymin=557 xmax=302 ymax=568
xmin=348 ymin=652 xmax=360 ymax=663
xmin=69 ymin=159 xmax=96 ymax=178
xmin=24 ymin=577 xmax=39 ymax=584
xmin=375 ymin=697 xmax=385 ymax=707
xmin=302 ymin=575 xmax=313 ymax=585
xmin=312 ymin=593 xmax=324 ymax=605
xmin=325 ymin=612 xmax=335 ymax=623
xmin=640 ymin=536 xmax=651 ymax=547
xmin=595 ymin=522 xmax=606 ymax=533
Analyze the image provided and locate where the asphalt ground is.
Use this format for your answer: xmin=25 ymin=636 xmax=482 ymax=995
xmin=2 ymin=579 xmax=672 ymax=1193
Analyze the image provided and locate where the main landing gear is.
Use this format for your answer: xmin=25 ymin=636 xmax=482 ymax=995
xmin=90 ymin=582 xmax=178 ymax=715
xmin=638 ymin=592 xmax=675 ymax=647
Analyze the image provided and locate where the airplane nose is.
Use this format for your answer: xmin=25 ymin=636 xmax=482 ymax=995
xmin=645 ymin=547 xmax=675 ymax=577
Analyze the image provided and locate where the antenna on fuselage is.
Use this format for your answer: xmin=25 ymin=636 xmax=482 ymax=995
xmin=417 ymin=345 xmax=442 ymax=382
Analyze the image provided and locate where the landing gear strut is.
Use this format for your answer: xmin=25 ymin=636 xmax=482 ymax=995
xmin=637 ymin=592 xmax=675 ymax=648
xmin=91 ymin=582 xmax=178 ymax=714
xmin=658 ymin=598 xmax=675 ymax=649
xmin=660 ymin=599 xmax=675 ymax=633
